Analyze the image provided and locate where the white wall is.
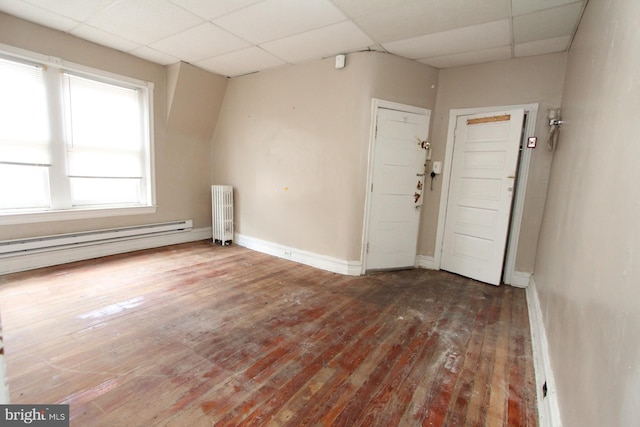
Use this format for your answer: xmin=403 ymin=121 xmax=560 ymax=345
xmin=533 ymin=0 xmax=640 ymax=425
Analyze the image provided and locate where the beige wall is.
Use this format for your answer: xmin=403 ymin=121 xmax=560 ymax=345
xmin=211 ymin=51 xmax=437 ymax=261
xmin=166 ymin=62 xmax=227 ymax=141
xmin=423 ymin=53 xmax=567 ymax=272
xmin=369 ymin=53 xmax=439 ymax=110
xmin=533 ymin=0 xmax=640 ymax=425
xmin=0 ymin=13 xmax=227 ymax=240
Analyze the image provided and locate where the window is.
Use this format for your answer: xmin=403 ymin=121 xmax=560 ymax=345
xmin=0 ymin=57 xmax=50 ymax=210
xmin=0 ymin=49 xmax=154 ymax=223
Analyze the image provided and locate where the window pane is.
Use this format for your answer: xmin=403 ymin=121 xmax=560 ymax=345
xmin=0 ymin=164 xmax=50 ymax=210
xmin=0 ymin=57 xmax=50 ymax=165
xmin=66 ymin=149 xmax=142 ymax=178
xmin=64 ymin=73 xmax=143 ymax=178
xmin=70 ymin=177 xmax=141 ymax=206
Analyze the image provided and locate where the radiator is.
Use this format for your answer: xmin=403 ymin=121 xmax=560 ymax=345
xmin=0 ymin=220 xmax=192 ymax=257
xmin=212 ymin=185 xmax=233 ymax=246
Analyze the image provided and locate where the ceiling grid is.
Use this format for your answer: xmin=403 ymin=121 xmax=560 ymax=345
xmin=0 ymin=0 xmax=586 ymax=77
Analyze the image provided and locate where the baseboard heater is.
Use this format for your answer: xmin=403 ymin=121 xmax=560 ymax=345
xmin=0 ymin=220 xmax=193 ymax=257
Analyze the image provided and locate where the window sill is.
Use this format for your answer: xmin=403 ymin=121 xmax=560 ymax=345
xmin=0 ymin=205 xmax=157 ymax=225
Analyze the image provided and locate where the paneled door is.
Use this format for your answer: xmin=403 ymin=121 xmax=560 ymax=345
xmin=440 ymin=109 xmax=524 ymax=285
xmin=365 ymin=107 xmax=430 ymax=271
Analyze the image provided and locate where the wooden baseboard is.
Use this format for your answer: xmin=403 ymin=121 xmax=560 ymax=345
xmin=526 ymin=276 xmax=563 ymax=426
xmin=234 ymin=233 xmax=362 ymax=276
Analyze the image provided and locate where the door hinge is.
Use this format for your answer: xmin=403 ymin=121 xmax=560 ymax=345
xmin=371 ymin=182 xmax=374 ymax=192
xmin=366 ymin=243 xmax=370 ymax=253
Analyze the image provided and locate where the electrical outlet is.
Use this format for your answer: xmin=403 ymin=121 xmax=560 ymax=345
xmin=283 ymin=250 xmax=292 ymax=258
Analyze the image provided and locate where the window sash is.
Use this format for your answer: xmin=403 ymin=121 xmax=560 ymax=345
xmin=63 ymin=72 xmax=145 ymax=179
xmin=0 ymin=163 xmax=50 ymax=209
xmin=0 ymin=57 xmax=50 ymax=166
xmin=0 ymin=49 xmax=154 ymax=214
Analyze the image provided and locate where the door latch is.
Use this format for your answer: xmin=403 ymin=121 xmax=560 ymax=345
xmin=418 ymin=139 xmax=430 ymax=150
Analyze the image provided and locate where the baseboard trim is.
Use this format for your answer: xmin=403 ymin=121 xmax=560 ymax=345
xmin=0 ymin=227 xmax=212 ymax=275
xmin=234 ymin=233 xmax=362 ymax=276
xmin=526 ymin=276 xmax=563 ymax=427
xmin=415 ymin=255 xmax=436 ymax=269
xmin=510 ymin=271 xmax=532 ymax=288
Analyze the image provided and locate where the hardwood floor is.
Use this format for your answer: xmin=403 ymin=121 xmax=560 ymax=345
xmin=0 ymin=241 xmax=537 ymax=426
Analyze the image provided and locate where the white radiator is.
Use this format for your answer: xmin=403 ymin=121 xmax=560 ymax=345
xmin=212 ymin=185 xmax=233 ymax=246
xmin=0 ymin=220 xmax=192 ymax=257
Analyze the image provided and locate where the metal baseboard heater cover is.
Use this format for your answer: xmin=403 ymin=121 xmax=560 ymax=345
xmin=0 ymin=220 xmax=192 ymax=257
xmin=212 ymin=185 xmax=233 ymax=246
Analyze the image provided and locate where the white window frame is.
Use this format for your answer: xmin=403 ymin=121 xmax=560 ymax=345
xmin=0 ymin=44 xmax=156 ymax=225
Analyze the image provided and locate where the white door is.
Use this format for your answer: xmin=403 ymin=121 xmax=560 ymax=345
xmin=366 ymin=107 xmax=429 ymax=271
xmin=440 ymin=109 xmax=524 ymax=285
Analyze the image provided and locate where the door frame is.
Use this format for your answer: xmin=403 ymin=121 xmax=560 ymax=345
xmin=361 ymin=98 xmax=431 ymax=274
xmin=434 ymin=103 xmax=539 ymax=285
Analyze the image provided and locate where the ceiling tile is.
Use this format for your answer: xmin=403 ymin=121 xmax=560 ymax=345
xmin=129 ymin=46 xmax=180 ymax=65
xmin=213 ymin=0 xmax=346 ymax=44
xmin=512 ymin=0 xmax=582 ymax=16
xmin=260 ymin=20 xmax=372 ymax=63
xmin=382 ymin=19 xmax=510 ymax=60
xmin=168 ymin=0 xmax=262 ymax=20
xmin=419 ymin=45 xmax=511 ymax=69
xmin=0 ymin=0 xmax=588 ymax=76
xmin=352 ymin=0 xmax=510 ymax=43
xmin=515 ymin=35 xmax=571 ymax=57
xmin=150 ymin=23 xmax=250 ymax=62
xmin=86 ymin=0 xmax=203 ymax=45
xmin=71 ymin=25 xmax=142 ymax=52
xmin=21 ymin=0 xmax=119 ymax=22
xmin=330 ymin=0 xmax=415 ymax=18
xmin=196 ymin=46 xmax=286 ymax=77
xmin=0 ymin=0 xmax=79 ymax=32
xmin=513 ymin=2 xmax=584 ymax=44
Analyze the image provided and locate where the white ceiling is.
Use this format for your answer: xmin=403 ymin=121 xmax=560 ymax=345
xmin=0 ymin=0 xmax=586 ymax=77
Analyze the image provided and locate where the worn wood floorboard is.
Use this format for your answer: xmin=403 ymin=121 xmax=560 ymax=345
xmin=0 ymin=241 xmax=537 ymax=426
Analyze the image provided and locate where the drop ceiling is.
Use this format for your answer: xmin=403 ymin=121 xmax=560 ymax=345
xmin=0 ymin=0 xmax=586 ymax=77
